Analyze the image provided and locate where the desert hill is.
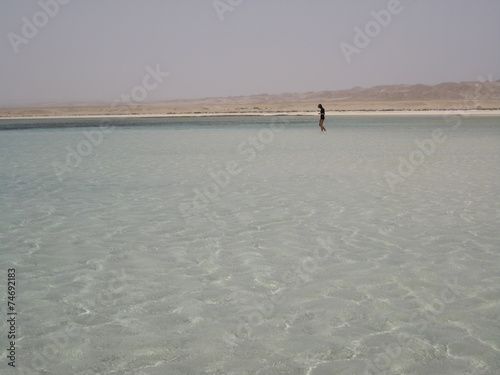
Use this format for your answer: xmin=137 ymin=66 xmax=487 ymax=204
xmin=153 ymin=80 xmax=500 ymax=113
xmin=1 ymin=81 xmax=499 ymax=118
xmin=172 ymin=81 xmax=500 ymax=107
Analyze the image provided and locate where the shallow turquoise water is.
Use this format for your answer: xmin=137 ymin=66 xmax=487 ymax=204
xmin=1 ymin=115 xmax=499 ymax=374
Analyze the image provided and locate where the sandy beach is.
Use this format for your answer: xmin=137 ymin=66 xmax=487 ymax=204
xmin=1 ymin=109 xmax=500 ymax=121
xmin=2 ymin=82 xmax=499 ymax=120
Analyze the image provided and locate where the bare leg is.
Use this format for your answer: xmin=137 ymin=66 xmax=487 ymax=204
xmin=319 ymin=119 xmax=326 ymax=131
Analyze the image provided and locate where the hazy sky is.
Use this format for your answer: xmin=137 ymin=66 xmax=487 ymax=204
xmin=1 ymin=0 xmax=499 ymax=107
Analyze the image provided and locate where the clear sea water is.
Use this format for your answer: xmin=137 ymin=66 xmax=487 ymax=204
xmin=0 ymin=115 xmax=499 ymax=375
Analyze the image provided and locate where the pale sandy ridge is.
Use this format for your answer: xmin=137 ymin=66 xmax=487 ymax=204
xmin=1 ymin=110 xmax=500 ymax=121
xmin=2 ymin=80 xmax=499 ymax=119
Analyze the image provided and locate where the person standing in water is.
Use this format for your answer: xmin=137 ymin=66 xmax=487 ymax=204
xmin=318 ymin=104 xmax=326 ymax=131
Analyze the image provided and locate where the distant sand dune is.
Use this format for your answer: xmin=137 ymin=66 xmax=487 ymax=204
xmin=1 ymin=81 xmax=499 ymax=119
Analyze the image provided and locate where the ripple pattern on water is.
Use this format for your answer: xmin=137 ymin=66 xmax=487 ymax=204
xmin=0 ymin=116 xmax=499 ymax=374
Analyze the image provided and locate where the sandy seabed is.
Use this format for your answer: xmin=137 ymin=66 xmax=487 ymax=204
xmin=0 ymin=115 xmax=499 ymax=374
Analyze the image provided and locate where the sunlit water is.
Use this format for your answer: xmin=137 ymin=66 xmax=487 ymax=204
xmin=1 ymin=115 xmax=499 ymax=375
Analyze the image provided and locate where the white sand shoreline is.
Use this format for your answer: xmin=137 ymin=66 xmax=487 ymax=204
xmin=1 ymin=109 xmax=499 ymax=121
